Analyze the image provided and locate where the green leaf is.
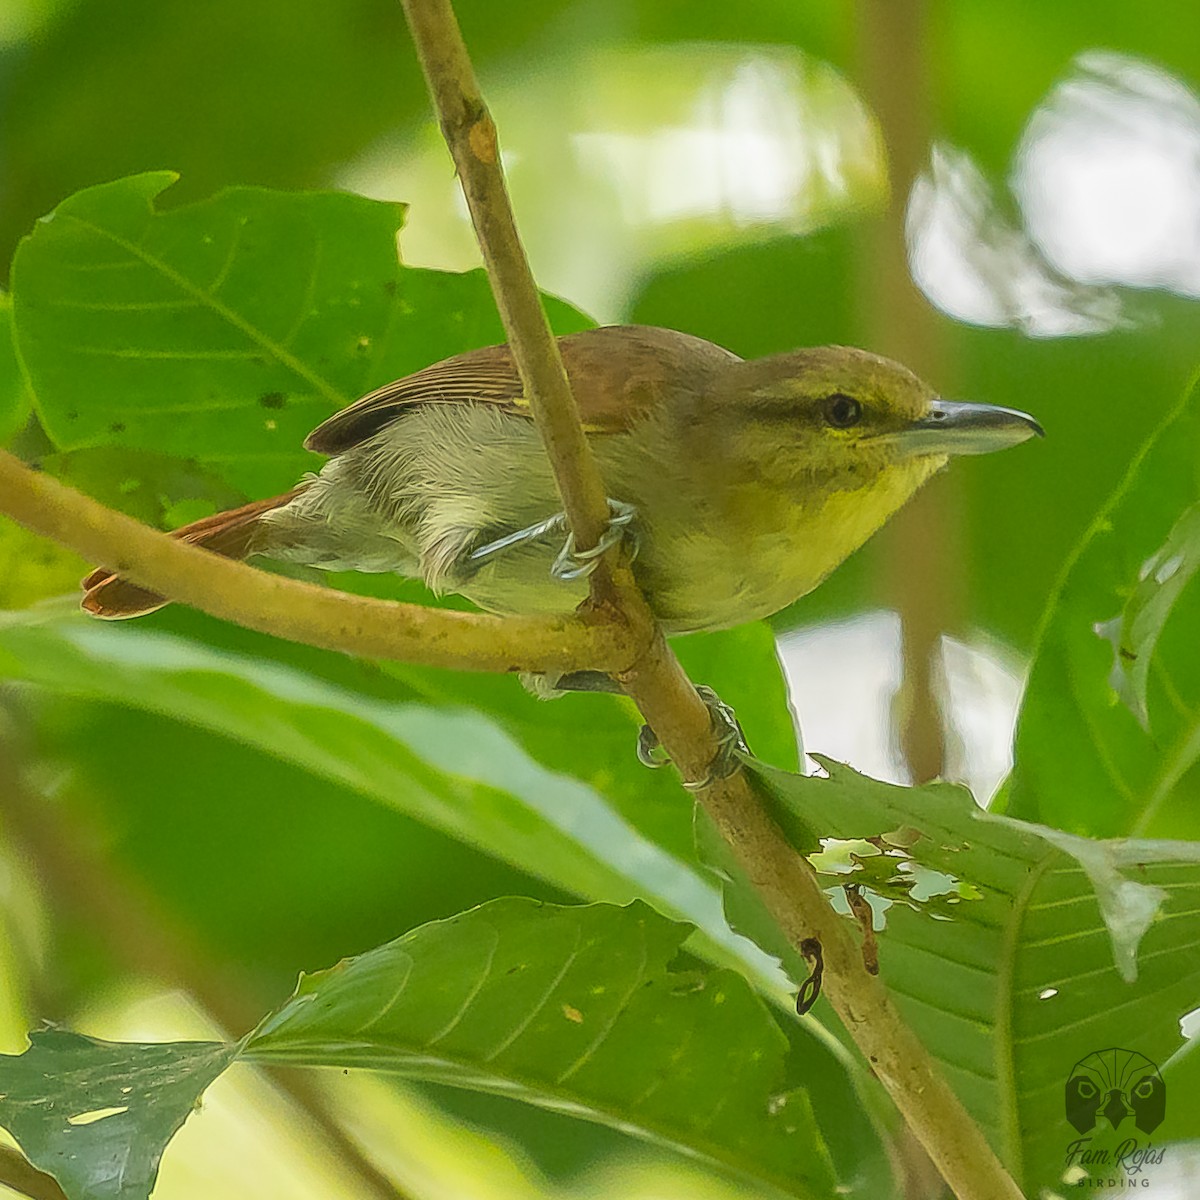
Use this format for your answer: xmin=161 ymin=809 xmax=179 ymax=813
xmin=0 ymin=903 xmax=866 ymax=1200
xmin=1007 ymin=375 xmax=1200 ymax=838
xmin=248 ymin=899 xmax=844 ymax=1198
xmin=714 ymin=758 xmax=1200 ymax=1196
xmin=0 ymin=291 xmax=32 ymax=444
xmin=10 ymin=173 xmax=590 ymax=497
xmin=1101 ymin=501 xmax=1200 ymax=729
xmin=373 ymin=620 xmax=800 ymax=873
xmin=0 ymin=1030 xmax=237 ymax=1200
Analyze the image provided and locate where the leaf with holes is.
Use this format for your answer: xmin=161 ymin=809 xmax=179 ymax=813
xmin=0 ymin=1030 xmax=237 ymax=1200
xmin=704 ymin=758 xmax=1200 ymax=1196
xmin=10 ymin=173 xmax=589 ymax=497
xmin=0 ymin=902 xmax=875 ymax=1200
xmin=1007 ymin=375 xmax=1200 ymax=839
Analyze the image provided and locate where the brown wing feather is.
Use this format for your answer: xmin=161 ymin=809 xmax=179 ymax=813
xmin=303 ymin=325 xmax=740 ymax=455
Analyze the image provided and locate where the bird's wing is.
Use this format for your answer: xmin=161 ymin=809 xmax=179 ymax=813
xmin=304 ymin=326 xmax=738 ymax=455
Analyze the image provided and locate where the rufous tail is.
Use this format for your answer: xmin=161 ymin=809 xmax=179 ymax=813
xmin=81 ymin=490 xmax=301 ymax=619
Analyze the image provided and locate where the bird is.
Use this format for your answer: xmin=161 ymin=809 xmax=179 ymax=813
xmin=81 ymin=324 xmax=1042 ymax=632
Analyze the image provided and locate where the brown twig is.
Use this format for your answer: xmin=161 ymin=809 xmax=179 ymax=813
xmin=856 ymin=0 xmax=961 ymax=785
xmin=0 ymin=450 xmax=628 ymax=677
xmin=398 ymin=4 xmax=1024 ymax=1198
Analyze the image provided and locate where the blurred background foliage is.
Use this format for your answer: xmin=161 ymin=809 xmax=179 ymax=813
xmin=1 ymin=0 xmax=1199 ymax=1197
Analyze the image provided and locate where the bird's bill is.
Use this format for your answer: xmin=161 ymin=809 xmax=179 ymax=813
xmin=896 ymin=399 xmax=1045 ymax=457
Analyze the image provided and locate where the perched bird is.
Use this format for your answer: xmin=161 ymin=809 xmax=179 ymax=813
xmin=81 ymin=324 xmax=1041 ymax=629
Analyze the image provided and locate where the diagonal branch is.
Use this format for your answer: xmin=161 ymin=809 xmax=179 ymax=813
xmin=397 ymin=4 xmax=1024 ymax=1199
xmin=0 ymin=449 xmax=629 ymax=676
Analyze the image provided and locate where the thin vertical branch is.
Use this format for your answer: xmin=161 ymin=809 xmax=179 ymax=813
xmin=857 ymin=0 xmax=964 ymax=784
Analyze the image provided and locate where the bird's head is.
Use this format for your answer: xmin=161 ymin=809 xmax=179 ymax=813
xmin=713 ymin=344 xmax=1042 ymax=523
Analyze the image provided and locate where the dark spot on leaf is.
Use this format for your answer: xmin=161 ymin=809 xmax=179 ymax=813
xmin=259 ymin=392 xmax=286 ymax=410
xmin=110 ymin=422 xmax=126 ymax=434
xmin=1120 ymin=647 xmax=1137 ymax=661
xmin=66 ymin=410 xmax=78 ymax=421
xmin=383 ymin=280 xmax=397 ymax=297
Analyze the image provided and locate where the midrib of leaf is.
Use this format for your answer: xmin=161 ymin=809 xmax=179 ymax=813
xmin=993 ymin=848 xmax=1055 ymax=1183
xmin=60 ymin=212 xmax=349 ymax=409
xmin=247 ymin=1036 xmax=817 ymax=1198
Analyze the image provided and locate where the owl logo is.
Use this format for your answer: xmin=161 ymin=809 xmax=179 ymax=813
xmin=1065 ymin=1048 xmax=1165 ymax=1135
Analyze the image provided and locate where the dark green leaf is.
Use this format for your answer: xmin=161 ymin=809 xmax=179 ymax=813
xmin=0 ymin=610 xmax=754 ymax=978
xmin=0 ymin=1030 xmax=237 ymax=1200
xmin=0 ymin=903 xmax=873 ymax=1200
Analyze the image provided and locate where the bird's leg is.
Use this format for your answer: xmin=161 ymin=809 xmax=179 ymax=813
xmin=467 ymin=512 xmax=568 ymax=563
xmin=467 ymin=499 xmax=638 ymax=580
xmin=637 ymin=685 xmax=751 ymax=789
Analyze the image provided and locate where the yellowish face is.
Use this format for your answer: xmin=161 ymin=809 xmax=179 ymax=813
xmin=715 ymin=344 xmax=945 ymax=522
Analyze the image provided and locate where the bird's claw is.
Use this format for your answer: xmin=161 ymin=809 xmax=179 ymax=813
xmin=550 ymin=499 xmax=639 ymax=581
xmin=637 ymin=685 xmax=750 ymax=790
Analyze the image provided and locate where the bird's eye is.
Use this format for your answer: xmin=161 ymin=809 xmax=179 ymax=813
xmin=824 ymin=393 xmax=862 ymax=429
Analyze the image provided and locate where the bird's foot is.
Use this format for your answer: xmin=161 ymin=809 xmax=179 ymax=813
xmin=551 ymin=499 xmax=638 ymax=581
xmin=468 ymin=499 xmax=638 ymax=582
xmin=637 ymin=685 xmax=751 ymax=790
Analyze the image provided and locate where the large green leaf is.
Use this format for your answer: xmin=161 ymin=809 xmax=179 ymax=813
xmin=715 ymin=759 xmax=1200 ymax=1196
xmin=1007 ymin=376 xmax=1200 ymax=839
xmin=10 ymin=173 xmax=590 ymax=498
xmin=372 ymin=620 xmax=800 ymax=870
xmin=248 ymin=900 xmax=848 ymax=1197
xmin=0 ymin=901 xmax=877 ymax=1200
xmin=0 ymin=607 xmax=743 ymax=963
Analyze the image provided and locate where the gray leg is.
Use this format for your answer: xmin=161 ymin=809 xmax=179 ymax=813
xmin=468 ymin=499 xmax=638 ymax=581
